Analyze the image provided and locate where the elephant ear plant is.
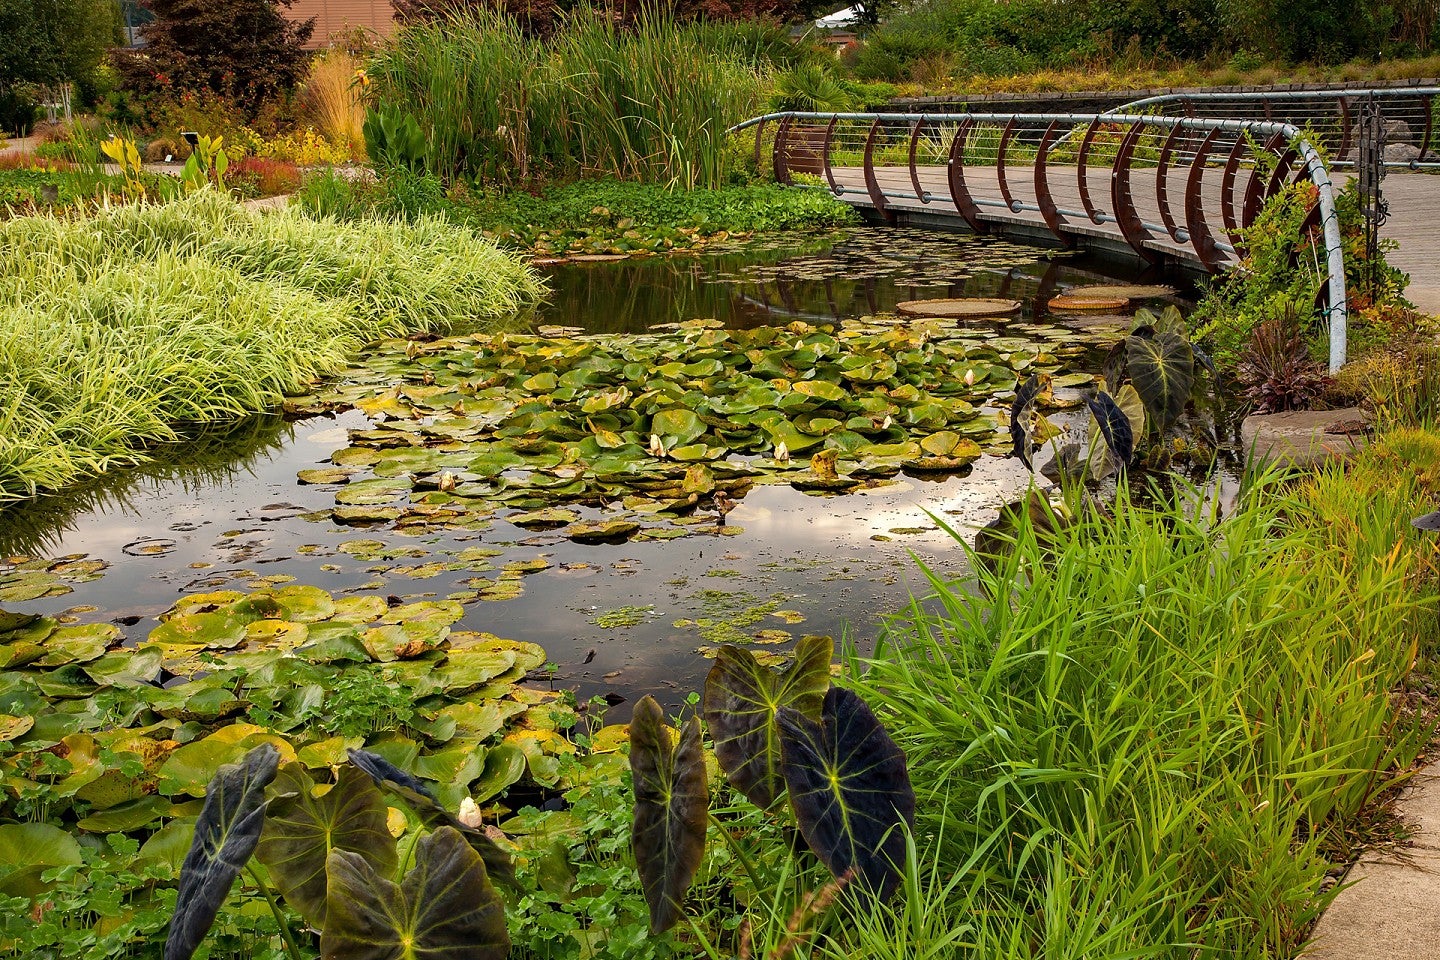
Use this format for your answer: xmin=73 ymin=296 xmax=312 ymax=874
xmin=630 ymin=636 xmax=917 ymax=934
xmin=163 ymin=747 xmax=512 ymax=960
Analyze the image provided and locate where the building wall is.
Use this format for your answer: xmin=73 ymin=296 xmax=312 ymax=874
xmin=286 ymin=0 xmax=395 ymax=49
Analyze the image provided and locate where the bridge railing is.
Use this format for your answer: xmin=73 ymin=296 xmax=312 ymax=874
xmin=1109 ymin=87 xmax=1440 ymax=170
xmin=731 ymin=110 xmax=1349 ymax=371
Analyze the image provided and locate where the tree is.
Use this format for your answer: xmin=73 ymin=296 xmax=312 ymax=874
xmin=113 ymin=0 xmax=314 ymax=116
xmin=0 ymin=0 xmax=121 ymax=90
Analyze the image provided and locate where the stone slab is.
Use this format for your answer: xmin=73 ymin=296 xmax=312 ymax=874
xmin=1305 ymin=762 xmax=1440 ymax=959
xmin=1239 ymin=407 xmax=1369 ymax=468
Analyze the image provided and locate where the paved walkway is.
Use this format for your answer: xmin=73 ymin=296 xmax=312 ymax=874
xmin=1305 ymin=763 xmax=1440 ymax=958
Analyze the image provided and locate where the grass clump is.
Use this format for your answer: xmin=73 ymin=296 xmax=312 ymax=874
xmin=832 ymin=452 xmax=1436 ymax=958
xmin=371 ymin=8 xmax=773 ymax=188
xmin=0 ymin=191 xmax=544 ymax=500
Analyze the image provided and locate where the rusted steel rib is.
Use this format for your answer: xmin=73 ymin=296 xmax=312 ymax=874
xmin=1155 ymin=125 xmax=1184 ymax=241
xmin=1287 ymin=201 xmax=1324 ymax=270
xmin=1265 ymin=145 xmax=1301 ymax=199
xmin=1420 ymin=94 xmax=1435 ymax=162
xmin=862 ymin=118 xmax=894 ymax=224
xmin=773 ymin=115 xmax=792 ymax=185
xmin=946 ymin=118 xmax=987 ymax=233
xmin=1220 ymin=137 xmax=1247 ymax=246
xmin=1185 ymin=128 xmax=1224 ymax=271
xmin=1243 ymin=132 xmax=1285 ymax=228
xmin=821 ymin=115 xmax=840 ymax=194
xmin=996 ymin=117 xmax=1019 ymax=213
xmin=1338 ymin=97 xmax=1354 ymax=161
xmin=753 ymin=117 xmax=768 ymax=172
xmin=907 ymin=117 xmax=931 ymax=203
xmin=1077 ymin=119 xmax=1103 ymax=224
xmin=1111 ymin=122 xmax=1158 ymax=264
xmin=1034 ymin=121 xmax=1073 ymax=245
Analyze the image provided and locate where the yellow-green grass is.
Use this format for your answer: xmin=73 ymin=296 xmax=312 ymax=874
xmin=0 ymin=191 xmax=545 ymax=501
xmin=813 ymin=434 xmax=1440 ymax=959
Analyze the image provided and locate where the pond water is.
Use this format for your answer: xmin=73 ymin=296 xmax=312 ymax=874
xmin=0 ymin=227 xmax=1198 ymax=715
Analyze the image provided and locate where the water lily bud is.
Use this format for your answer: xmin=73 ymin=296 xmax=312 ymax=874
xmin=963 ymin=368 xmax=976 ymax=386
xmin=774 ymin=440 xmax=790 ymax=462
xmin=438 ymin=471 xmax=456 ymax=493
xmin=649 ymin=434 xmax=665 ymax=457
xmin=458 ymin=797 xmax=482 ymax=828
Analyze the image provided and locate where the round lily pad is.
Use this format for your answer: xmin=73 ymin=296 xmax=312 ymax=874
xmin=894 ymin=298 xmax=1021 ymax=319
xmin=1069 ymin=284 xmax=1177 ymax=300
xmin=1048 ymin=295 xmax=1130 ymax=312
xmin=565 ymin=519 xmax=642 ymax=544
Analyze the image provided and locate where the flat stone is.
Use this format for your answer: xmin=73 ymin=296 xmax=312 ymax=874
xmin=1239 ymin=407 xmax=1369 ymax=468
xmin=1306 ymin=762 xmax=1440 ymax=959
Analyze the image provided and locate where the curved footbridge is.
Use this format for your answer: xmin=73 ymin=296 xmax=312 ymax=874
xmin=734 ymin=87 xmax=1440 ymax=373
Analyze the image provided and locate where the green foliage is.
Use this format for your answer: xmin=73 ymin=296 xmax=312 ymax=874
xmin=855 ymin=459 xmax=1437 ymax=957
xmin=362 ymin=106 xmax=428 ymax=174
xmin=0 ymin=0 xmax=121 ymax=93
xmin=1195 ymin=179 xmax=1404 ymax=369
xmin=0 ymin=191 xmax=544 ymax=498
xmin=111 ymin=0 xmax=313 ymax=119
xmin=371 ymin=7 xmax=770 ymax=188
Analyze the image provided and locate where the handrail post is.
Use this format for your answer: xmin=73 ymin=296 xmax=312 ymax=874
xmin=946 ymin=117 xmax=986 ymax=233
xmin=822 ymin=115 xmax=840 ymax=194
xmin=862 ymin=118 xmax=894 ymax=224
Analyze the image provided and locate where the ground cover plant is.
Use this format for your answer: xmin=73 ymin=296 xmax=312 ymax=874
xmin=0 ymin=191 xmax=544 ymax=500
xmin=284 ymin=314 xmax=1110 ymax=543
xmin=293 ymin=172 xmax=859 ymax=257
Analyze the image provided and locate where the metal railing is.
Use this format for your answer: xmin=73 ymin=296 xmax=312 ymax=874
xmin=1109 ymin=86 xmax=1440 ymax=170
xmin=731 ymin=110 xmax=1350 ymax=371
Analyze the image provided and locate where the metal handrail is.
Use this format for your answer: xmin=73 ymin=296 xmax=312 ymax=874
xmin=1108 ymin=87 xmax=1440 ymax=170
xmin=732 ymin=110 xmax=1350 ymax=371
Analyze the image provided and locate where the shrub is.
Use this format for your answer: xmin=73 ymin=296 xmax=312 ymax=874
xmin=228 ymin=156 xmax=302 ymax=197
xmin=112 ymin=0 xmax=313 ymax=119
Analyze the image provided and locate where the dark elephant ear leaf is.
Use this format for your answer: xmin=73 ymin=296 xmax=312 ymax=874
xmin=164 ymin=743 xmax=281 ymax=960
xmin=702 ymin=634 xmax=832 ymax=810
xmin=630 ymin=696 xmax=708 ymax=935
xmin=1085 ymin=391 xmax=1134 ymax=470
xmin=1009 ymin=374 xmax=1042 ymax=468
xmin=346 ymin=748 xmax=517 ymax=892
xmin=778 ymin=687 xmax=914 ymax=902
xmin=254 ymin=763 xmax=397 ymax=928
xmin=322 ymin=825 xmax=508 ymax=960
xmin=1125 ymin=331 xmax=1194 ymax=434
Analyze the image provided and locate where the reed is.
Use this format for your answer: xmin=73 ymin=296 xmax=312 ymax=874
xmin=0 ymin=191 xmax=544 ymax=500
xmin=793 ymin=459 xmax=1439 ymax=959
xmin=370 ymin=8 xmax=770 ymax=189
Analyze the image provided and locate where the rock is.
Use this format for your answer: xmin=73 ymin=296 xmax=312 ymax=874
xmin=1385 ymin=143 xmax=1421 ymax=164
xmin=1384 ymin=118 xmax=1412 ymax=142
xmin=1239 ymin=407 xmax=1369 ymax=468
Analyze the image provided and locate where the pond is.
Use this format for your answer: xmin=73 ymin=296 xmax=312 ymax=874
xmin=0 ymin=227 xmax=1197 ymax=716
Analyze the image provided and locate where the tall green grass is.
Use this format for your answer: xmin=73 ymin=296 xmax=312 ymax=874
xmin=370 ymin=9 xmax=771 ymax=188
xmin=781 ymin=445 xmax=1439 ymax=959
xmin=0 ymin=191 xmax=544 ymax=500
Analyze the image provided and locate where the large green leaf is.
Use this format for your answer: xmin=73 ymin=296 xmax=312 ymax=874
xmin=346 ymin=749 xmax=517 ymax=891
xmin=701 ymin=634 xmax=832 ymax=810
xmin=629 ymin=696 xmax=707 ymax=935
xmin=165 ymin=743 xmax=281 ymax=960
xmin=778 ymin=686 xmax=914 ymax=900
xmin=255 ymin=763 xmax=397 ymax=927
xmin=1009 ymin=374 xmax=1042 ymax=469
xmin=322 ymin=826 xmax=508 ymax=960
xmin=1125 ymin=331 xmax=1194 ymax=434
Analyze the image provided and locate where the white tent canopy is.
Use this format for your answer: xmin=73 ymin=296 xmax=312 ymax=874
xmin=815 ymin=5 xmax=863 ymax=28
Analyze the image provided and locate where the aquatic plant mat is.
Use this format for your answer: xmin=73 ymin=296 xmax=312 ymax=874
xmin=0 ymin=192 xmax=545 ymax=501
xmin=1 ymin=428 xmax=1436 ymax=958
xmin=286 ymin=316 xmax=1110 ymax=543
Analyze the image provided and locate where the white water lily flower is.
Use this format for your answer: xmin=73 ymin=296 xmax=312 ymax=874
xmin=648 ymin=433 xmax=666 ymax=457
xmin=458 ymin=797 xmax=483 ymax=828
xmin=774 ymin=441 xmax=790 ymax=462
xmin=963 ymin=368 xmax=976 ymax=386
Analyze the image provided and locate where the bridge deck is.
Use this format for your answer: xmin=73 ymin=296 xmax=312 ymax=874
xmin=829 ymin=164 xmax=1440 ymax=313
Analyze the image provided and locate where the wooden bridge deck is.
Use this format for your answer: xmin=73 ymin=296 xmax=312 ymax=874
xmin=829 ymin=165 xmax=1440 ymax=314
